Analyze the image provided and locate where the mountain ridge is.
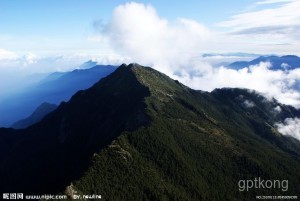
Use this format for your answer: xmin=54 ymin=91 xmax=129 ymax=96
xmin=0 ymin=64 xmax=116 ymax=127
xmin=0 ymin=63 xmax=300 ymax=200
xmin=11 ymin=102 xmax=58 ymax=129
xmin=228 ymin=55 xmax=300 ymax=70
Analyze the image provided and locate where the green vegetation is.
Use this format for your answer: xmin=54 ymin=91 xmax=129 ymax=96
xmin=71 ymin=64 xmax=300 ymax=200
xmin=1 ymin=64 xmax=300 ymax=200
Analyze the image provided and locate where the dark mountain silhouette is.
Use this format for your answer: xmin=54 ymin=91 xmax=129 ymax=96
xmin=0 ymin=64 xmax=299 ymax=200
xmin=228 ymin=55 xmax=300 ymax=70
xmin=0 ymin=64 xmax=116 ymax=127
xmin=11 ymin=102 xmax=57 ymax=129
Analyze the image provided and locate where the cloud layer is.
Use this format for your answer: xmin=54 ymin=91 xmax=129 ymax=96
xmin=101 ymin=2 xmax=212 ymax=75
xmin=0 ymin=49 xmax=18 ymax=60
xmin=276 ymin=118 xmax=300 ymax=141
xmin=218 ymin=0 xmax=300 ymax=42
xmin=174 ymin=62 xmax=300 ymax=108
xmin=0 ymin=51 xmax=128 ymax=74
xmin=96 ymin=2 xmax=300 ymax=108
xmin=0 ymin=50 xmax=129 ymax=99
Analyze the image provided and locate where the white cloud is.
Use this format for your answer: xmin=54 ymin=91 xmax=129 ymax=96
xmin=213 ymin=0 xmax=300 ymax=55
xmin=243 ymin=100 xmax=256 ymax=108
xmin=37 ymin=53 xmax=128 ymax=72
xmin=0 ymin=51 xmax=43 ymax=71
xmin=0 ymin=49 xmax=18 ymax=60
xmin=218 ymin=0 xmax=300 ymax=41
xmin=275 ymin=118 xmax=300 ymax=141
xmin=0 ymin=52 xmax=128 ymax=74
xmin=22 ymin=53 xmax=38 ymax=66
xmin=281 ymin=63 xmax=290 ymax=70
xmin=102 ymin=1 xmax=300 ymax=56
xmin=102 ymin=2 xmax=212 ymax=75
xmin=174 ymin=62 xmax=300 ymax=108
xmin=274 ymin=105 xmax=282 ymax=113
xmin=94 ymin=2 xmax=300 ymax=108
xmin=256 ymin=0 xmax=295 ymax=5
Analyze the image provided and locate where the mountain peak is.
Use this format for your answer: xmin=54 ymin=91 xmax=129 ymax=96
xmin=125 ymin=63 xmax=187 ymax=93
xmin=78 ymin=60 xmax=98 ymax=69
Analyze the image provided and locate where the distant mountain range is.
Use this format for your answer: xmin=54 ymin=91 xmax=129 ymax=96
xmin=228 ymin=55 xmax=300 ymax=70
xmin=78 ymin=60 xmax=98 ymax=69
xmin=202 ymin=52 xmax=263 ymax=58
xmin=2 ymin=55 xmax=299 ymax=128
xmin=0 ymin=64 xmax=116 ymax=127
xmin=11 ymin=102 xmax=57 ymax=129
xmin=0 ymin=64 xmax=299 ymax=200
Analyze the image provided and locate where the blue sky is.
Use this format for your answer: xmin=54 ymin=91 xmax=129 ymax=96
xmin=0 ymin=0 xmax=283 ymax=55
xmin=0 ymin=0 xmax=254 ymax=33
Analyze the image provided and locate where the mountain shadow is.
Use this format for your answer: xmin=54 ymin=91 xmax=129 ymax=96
xmin=11 ymin=102 xmax=58 ymax=129
xmin=0 ymin=65 xmax=116 ymax=127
